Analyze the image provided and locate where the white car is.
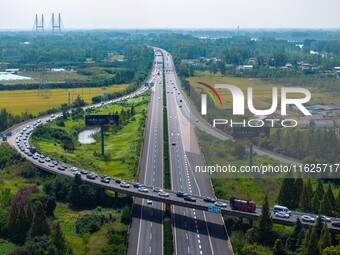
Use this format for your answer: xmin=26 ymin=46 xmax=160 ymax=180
xmin=275 ymin=212 xmax=290 ymax=218
xmin=147 ymin=200 xmax=153 ymax=205
xmin=153 ymin=187 xmax=163 ymax=193
xmin=317 ymin=215 xmax=331 ymax=222
xmin=138 ymin=187 xmax=148 ymax=193
xmin=301 ymin=215 xmax=315 ymax=223
xmin=214 ymin=201 xmax=227 ymax=207
xmin=120 ymin=182 xmax=130 ymax=188
xmin=158 ymin=191 xmax=169 ymax=197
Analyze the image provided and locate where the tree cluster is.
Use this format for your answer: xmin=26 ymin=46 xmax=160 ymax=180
xmin=278 ymin=177 xmax=340 ymax=216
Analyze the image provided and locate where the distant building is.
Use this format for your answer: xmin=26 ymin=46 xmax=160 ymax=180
xmin=236 ymin=65 xmax=253 ymax=71
xmin=313 ymin=119 xmax=334 ymax=128
xmin=311 ymin=67 xmax=321 ymax=74
xmin=301 ymin=114 xmax=324 ymax=120
xmin=5 ymin=68 xmax=19 ymax=73
xmin=297 ymin=120 xmax=311 ymax=128
xmin=248 ymin=58 xmax=257 ymax=64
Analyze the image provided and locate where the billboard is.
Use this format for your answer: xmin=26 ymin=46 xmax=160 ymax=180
xmin=85 ymin=115 xmax=119 ymax=127
xmin=232 ymin=127 xmax=270 ymax=139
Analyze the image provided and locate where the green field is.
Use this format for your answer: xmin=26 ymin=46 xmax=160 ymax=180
xmin=0 ymin=239 xmax=17 ymax=255
xmin=55 ymin=202 xmax=129 ymax=255
xmin=0 ymin=84 xmax=129 ymax=115
xmin=196 ymin=129 xmax=340 ymax=207
xmin=31 ymin=93 xmax=149 ymax=181
xmin=1 ymin=70 xmax=87 ymax=85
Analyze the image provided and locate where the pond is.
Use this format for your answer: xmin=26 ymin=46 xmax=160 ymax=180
xmin=78 ymin=128 xmax=100 ymax=144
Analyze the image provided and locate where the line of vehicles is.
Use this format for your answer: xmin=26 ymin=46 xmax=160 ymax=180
xmin=14 ymin=121 xmax=340 ymax=228
xmin=12 ymin=64 xmax=340 ymax=231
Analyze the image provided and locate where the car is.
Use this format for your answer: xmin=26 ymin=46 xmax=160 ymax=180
xmin=214 ymin=201 xmax=227 ymax=207
xmin=203 ymin=197 xmax=216 ymax=203
xmin=317 ymin=215 xmax=331 ymax=222
xmin=138 ymin=187 xmax=148 ymax=193
xmin=275 ymin=212 xmax=290 ymax=218
xmin=179 ymin=105 xmax=182 ymax=108
xmin=184 ymin=196 xmax=196 ymax=202
xmin=179 ymin=99 xmax=182 ymax=102
xmin=147 ymin=200 xmax=153 ymax=205
xmin=101 ymin=175 xmax=110 ymax=181
xmin=52 ymin=160 xmax=59 ymax=166
xmin=73 ymin=171 xmax=81 ymax=176
xmin=171 ymin=142 xmax=176 ymax=146
xmin=86 ymin=174 xmax=96 ymax=180
xmin=101 ymin=178 xmax=110 ymax=183
xmin=133 ymin=183 xmax=143 ymax=188
xmin=32 ymin=154 xmax=39 ymax=160
xmin=120 ymin=182 xmax=130 ymax=188
xmin=57 ymin=166 xmax=65 ymax=171
xmin=115 ymin=179 xmax=122 ymax=184
xmin=61 ymin=164 xmax=68 ymax=169
xmin=301 ymin=215 xmax=315 ymax=223
xmin=80 ymin=169 xmax=88 ymax=175
xmin=331 ymin=221 xmax=340 ymax=228
xmin=176 ymin=191 xmax=188 ymax=197
xmin=45 ymin=157 xmax=51 ymax=162
xmin=153 ymin=187 xmax=163 ymax=192
xmin=158 ymin=191 xmax=169 ymax=197
xmin=48 ymin=163 xmax=55 ymax=167
xmin=71 ymin=167 xmax=78 ymax=172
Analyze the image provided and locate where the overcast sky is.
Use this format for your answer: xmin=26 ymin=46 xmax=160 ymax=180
xmin=1 ymin=0 xmax=340 ymax=30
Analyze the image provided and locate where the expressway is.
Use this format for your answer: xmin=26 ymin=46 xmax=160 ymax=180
xmin=5 ymin=103 xmax=340 ymax=237
xmin=162 ymin=50 xmax=232 ymax=255
xmin=127 ymin=53 xmax=164 ymax=255
xmin=7 ymin=124 xmax=340 ymax=235
xmin=4 ymin=48 xmax=340 ymax=255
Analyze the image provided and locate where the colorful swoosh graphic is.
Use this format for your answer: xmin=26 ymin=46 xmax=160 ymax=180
xmin=197 ymin=82 xmax=223 ymax=106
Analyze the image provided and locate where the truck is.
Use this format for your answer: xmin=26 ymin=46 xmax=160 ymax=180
xmin=230 ymin=197 xmax=256 ymax=212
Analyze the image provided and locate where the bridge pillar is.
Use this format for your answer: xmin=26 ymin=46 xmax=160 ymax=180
xmin=248 ymin=218 xmax=254 ymax=227
xmin=165 ymin=203 xmax=171 ymax=214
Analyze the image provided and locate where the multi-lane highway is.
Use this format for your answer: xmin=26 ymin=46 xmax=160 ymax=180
xmin=162 ymin=50 xmax=233 ymax=255
xmin=4 ymin=47 xmax=340 ymax=255
xmin=6 ymin=95 xmax=340 ymax=237
xmin=128 ymin=52 xmax=164 ymax=255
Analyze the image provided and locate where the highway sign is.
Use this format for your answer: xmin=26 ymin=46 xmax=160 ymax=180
xmin=232 ymin=127 xmax=270 ymax=139
xmin=208 ymin=206 xmax=221 ymax=214
xmin=85 ymin=115 xmax=119 ymax=127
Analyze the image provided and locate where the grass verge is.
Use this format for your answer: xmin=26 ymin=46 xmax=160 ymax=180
xmin=30 ymin=93 xmax=149 ymax=181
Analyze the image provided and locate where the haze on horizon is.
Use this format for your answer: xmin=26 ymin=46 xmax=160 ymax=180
xmin=1 ymin=0 xmax=340 ymax=30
